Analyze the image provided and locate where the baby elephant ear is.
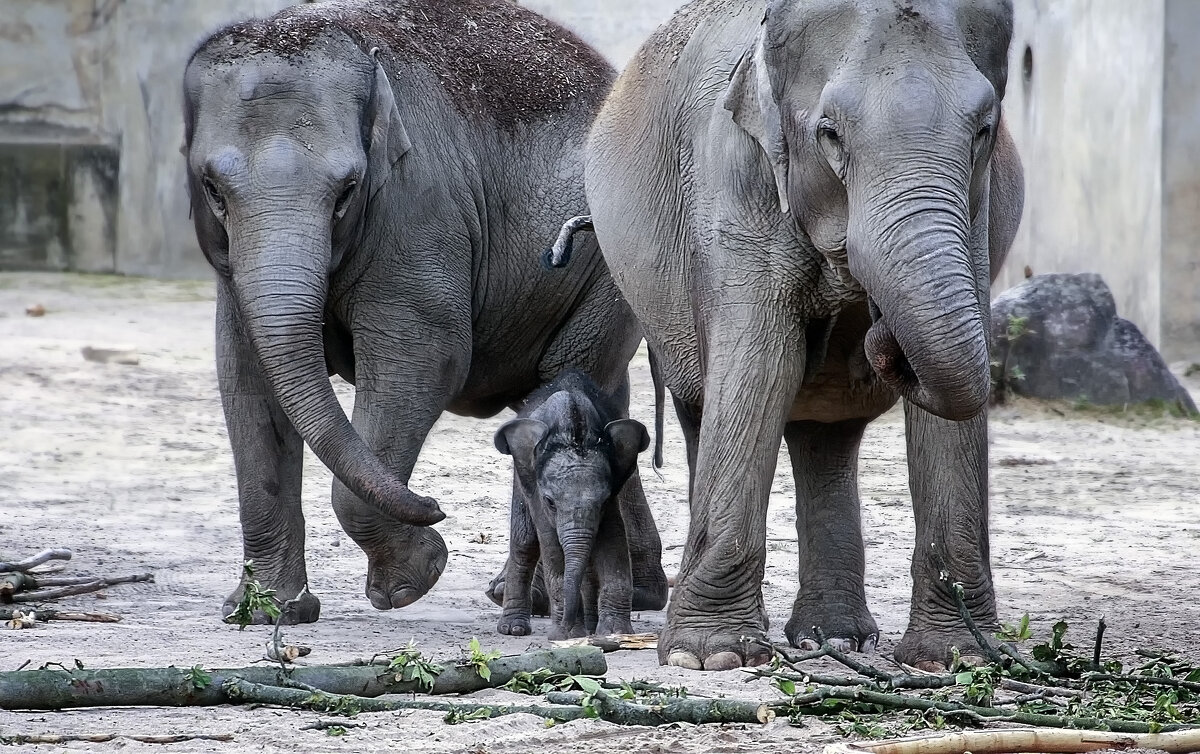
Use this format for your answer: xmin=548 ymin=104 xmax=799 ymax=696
xmin=366 ymin=48 xmax=412 ymax=199
xmin=722 ymin=35 xmax=790 ymax=214
xmin=494 ymin=418 xmax=550 ymax=461
xmin=604 ymin=419 xmax=650 ymax=482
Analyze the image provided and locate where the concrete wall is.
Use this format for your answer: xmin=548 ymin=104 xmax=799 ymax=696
xmin=0 ymin=0 xmax=294 ymax=278
xmin=1162 ymin=0 xmax=1200 ymax=360
xmin=998 ymin=0 xmax=1166 ymax=347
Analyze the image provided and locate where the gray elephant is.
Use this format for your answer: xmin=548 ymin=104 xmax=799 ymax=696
xmin=182 ymin=0 xmax=667 ymax=623
xmin=566 ymin=0 xmax=1025 ymax=670
xmin=494 ymin=370 xmax=649 ymax=639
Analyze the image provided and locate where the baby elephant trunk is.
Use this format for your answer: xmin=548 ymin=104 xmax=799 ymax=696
xmin=558 ymin=516 xmax=601 ymax=633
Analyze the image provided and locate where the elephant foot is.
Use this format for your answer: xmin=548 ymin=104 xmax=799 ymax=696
xmin=784 ymin=597 xmax=879 ymax=653
xmin=594 ymin=614 xmax=634 ymax=636
xmin=893 ymin=625 xmax=997 ymax=671
xmin=658 ymin=625 xmax=772 ymax=671
xmin=222 ymin=575 xmax=320 ymax=625
xmin=548 ymin=622 xmax=587 ymax=641
xmin=631 ymin=570 xmax=669 ymax=612
xmin=363 ymin=526 xmax=448 ymax=610
xmin=497 ymin=612 xmax=532 ymax=636
xmin=485 ymin=564 xmax=550 ymax=616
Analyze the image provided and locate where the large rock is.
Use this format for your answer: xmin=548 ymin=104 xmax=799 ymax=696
xmin=990 ymin=273 xmax=1197 ymax=414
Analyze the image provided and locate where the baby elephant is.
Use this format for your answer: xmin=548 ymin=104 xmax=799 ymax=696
xmin=494 ymin=371 xmax=649 ymax=639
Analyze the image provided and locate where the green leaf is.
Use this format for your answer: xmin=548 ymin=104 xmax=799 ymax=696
xmin=187 ymin=664 xmax=212 ymax=690
xmin=776 ymin=678 xmax=797 ymax=696
xmin=574 ymin=676 xmax=603 ymax=696
xmin=955 ymin=671 xmax=974 ymax=685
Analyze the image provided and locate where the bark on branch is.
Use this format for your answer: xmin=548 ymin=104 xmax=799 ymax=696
xmin=0 ymin=646 xmax=605 ymax=710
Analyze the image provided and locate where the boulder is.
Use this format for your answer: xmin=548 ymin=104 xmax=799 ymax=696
xmin=990 ymin=273 xmax=1197 ymax=414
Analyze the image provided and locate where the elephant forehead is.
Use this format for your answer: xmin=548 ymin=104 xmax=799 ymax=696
xmin=538 ymin=452 xmax=611 ymax=490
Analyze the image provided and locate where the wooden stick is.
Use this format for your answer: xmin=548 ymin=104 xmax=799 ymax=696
xmin=823 ymin=727 xmax=1200 ymax=754
xmin=0 ymin=646 xmax=606 ymax=710
xmin=545 ymin=690 xmax=773 ymax=725
xmin=8 ymin=580 xmax=105 ymax=602
xmin=0 ymin=607 xmax=120 ymax=623
xmin=0 ymin=549 xmax=72 ymax=573
xmin=225 ymin=678 xmax=589 ymax=722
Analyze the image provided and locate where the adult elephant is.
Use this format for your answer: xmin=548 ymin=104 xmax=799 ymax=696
xmin=182 ymin=0 xmax=667 ymax=624
xmin=576 ymin=0 xmax=1024 ymax=670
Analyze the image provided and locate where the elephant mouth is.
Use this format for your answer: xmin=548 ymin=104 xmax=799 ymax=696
xmin=864 ymin=313 xmax=918 ymax=395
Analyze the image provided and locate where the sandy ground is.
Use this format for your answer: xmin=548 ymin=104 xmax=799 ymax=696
xmin=2 ymin=271 xmax=1200 ymax=753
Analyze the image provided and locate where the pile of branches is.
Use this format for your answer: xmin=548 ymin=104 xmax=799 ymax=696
xmin=1 ymin=549 xmax=151 ymax=626
xmin=749 ymin=583 xmax=1200 ymax=740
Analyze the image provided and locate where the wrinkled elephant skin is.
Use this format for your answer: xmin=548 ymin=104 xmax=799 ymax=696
xmin=183 ymin=0 xmax=666 ymax=623
xmin=582 ymin=0 xmax=1024 ymax=669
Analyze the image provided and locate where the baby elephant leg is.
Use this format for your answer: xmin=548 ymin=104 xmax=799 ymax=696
xmin=497 ymin=496 xmax=539 ymax=637
xmin=591 ymin=506 xmax=634 ymax=636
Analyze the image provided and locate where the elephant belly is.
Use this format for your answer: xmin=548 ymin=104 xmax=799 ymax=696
xmin=788 ymin=307 xmax=899 ymax=423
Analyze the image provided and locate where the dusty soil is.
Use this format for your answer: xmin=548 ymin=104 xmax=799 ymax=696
xmin=2 ymin=272 xmax=1199 ymax=753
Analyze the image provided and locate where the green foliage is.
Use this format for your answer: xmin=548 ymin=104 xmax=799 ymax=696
xmin=461 ymin=637 xmax=502 ymax=682
xmin=1005 ymin=314 xmax=1030 ymax=341
xmin=443 ymin=706 xmax=493 ymax=725
xmin=954 ymin=665 xmax=1000 ymax=707
xmin=186 ymin=664 xmax=212 ymax=690
xmin=324 ymin=726 xmax=347 ymax=737
xmin=384 ymin=642 xmax=443 ymax=691
xmin=996 ymin=614 xmax=1033 ymax=643
xmin=223 ymin=561 xmax=281 ymax=629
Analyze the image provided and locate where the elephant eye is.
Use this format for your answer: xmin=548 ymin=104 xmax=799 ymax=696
xmin=201 ymin=176 xmax=225 ymax=216
xmin=333 ymin=180 xmax=358 ymax=220
xmin=975 ymin=124 xmax=993 ymax=142
xmin=816 ymin=118 xmax=840 ymax=144
xmin=542 ymin=495 xmax=557 ymax=512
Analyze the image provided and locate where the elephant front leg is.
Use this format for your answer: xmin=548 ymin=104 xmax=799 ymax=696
xmin=661 ymin=305 xmax=806 ymax=670
xmin=896 ymin=403 xmax=996 ymax=671
xmin=783 ymin=419 xmax=879 ymax=652
xmin=216 ymin=281 xmax=318 ymax=625
xmin=332 ymin=319 xmax=468 ymax=611
xmin=591 ymin=506 xmax=634 ymax=636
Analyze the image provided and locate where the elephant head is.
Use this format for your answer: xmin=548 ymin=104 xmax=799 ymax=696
xmin=496 ymin=391 xmax=648 ymax=637
xmin=183 ymin=28 xmax=443 ymax=526
xmin=724 ymin=0 xmax=1013 ymax=421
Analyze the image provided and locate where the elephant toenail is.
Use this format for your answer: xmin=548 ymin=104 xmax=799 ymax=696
xmin=702 ymin=651 xmax=743 ymax=671
xmin=667 ymin=651 xmax=703 ymax=670
xmin=913 ymin=660 xmax=948 ymax=673
xmin=862 ymin=634 xmax=879 ymax=654
xmin=390 ymin=588 xmax=421 ymax=608
xmin=829 ymin=638 xmax=854 ymax=653
xmin=798 ymin=638 xmax=819 ymax=651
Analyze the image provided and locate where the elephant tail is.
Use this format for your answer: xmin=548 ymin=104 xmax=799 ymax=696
xmin=541 ymin=214 xmax=594 ymax=269
xmin=648 ymin=345 xmax=664 ymax=470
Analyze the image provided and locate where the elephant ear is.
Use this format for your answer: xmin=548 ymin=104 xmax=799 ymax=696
xmin=722 ymin=35 xmax=790 ymax=214
xmin=604 ymin=419 xmax=650 ymax=484
xmin=366 ymin=48 xmax=412 ymax=199
xmin=495 ymin=418 xmax=550 ymax=486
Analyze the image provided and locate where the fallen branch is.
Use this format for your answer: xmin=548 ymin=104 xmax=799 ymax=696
xmin=949 ymin=582 xmax=1006 ymax=667
xmin=0 ymin=646 xmax=605 ymax=710
xmin=0 ymin=549 xmax=72 ymax=573
xmin=0 ymin=607 xmax=120 ymax=623
xmin=784 ymin=685 xmax=1196 ymax=734
xmin=823 ymin=727 xmax=1200 ymax=754
xmin=4 ymin=573 xmax=153 ymax=603
xmin=0 ymin=733 xmax=233 ymax=745
xmin=224 ymin=678 xmax=589 ymax=722
xmin=545 ymin=689 xmax=774 ymax=725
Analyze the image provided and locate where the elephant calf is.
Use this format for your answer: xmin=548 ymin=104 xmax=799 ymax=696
xmin=494 ymin=371 xmax=650 ymax=639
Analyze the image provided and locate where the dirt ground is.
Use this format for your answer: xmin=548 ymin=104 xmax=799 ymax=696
xmin=2 ymin=271 xmax=1199 ymax=753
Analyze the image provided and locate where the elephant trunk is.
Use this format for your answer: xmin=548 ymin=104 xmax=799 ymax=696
xmin=558 ymin=523 xmax=597 ymax=632
xmin=227 ymin=207 xmax=445 ymax=526
xmin=848 ymin=181 xmax=990 ymax=422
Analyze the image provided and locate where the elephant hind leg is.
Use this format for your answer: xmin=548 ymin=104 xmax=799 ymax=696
xmin=782 ymin=419 xmax=879 ymax=652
